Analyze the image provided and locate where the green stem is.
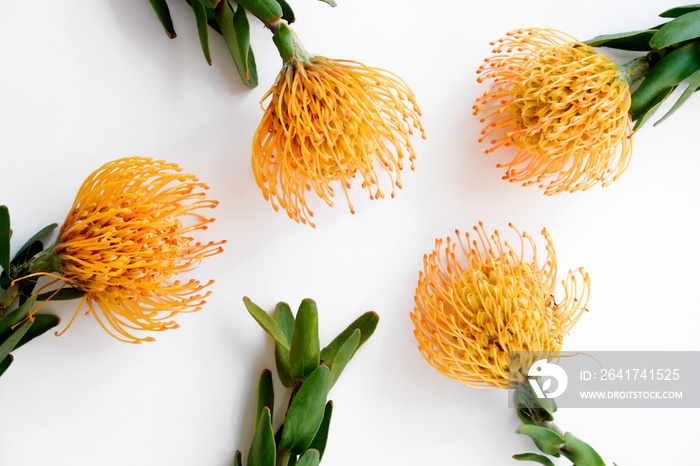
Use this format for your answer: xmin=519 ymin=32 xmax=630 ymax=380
xmin=619 ymin=56 xmax=651 ymax=87
xmin=275 ymin=449 xmax=291 ymax=466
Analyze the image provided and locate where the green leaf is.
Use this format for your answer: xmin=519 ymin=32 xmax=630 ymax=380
xmin=192 ymin=0 xmax=213 ymax=65
xmin=513 ymin=453 xmax=556 ymax=466
xmin=295 ymin=449 xmax=320 ymax=466
xmin=274 ymin=302 xmax=295 ymax=387
xmin=317 ymin=0 xmax=337 ymax=6
xmin=275 ymin=0 xmax=294 ymax=23
xmin=289 ymin=299 xmax=320 ymax=380
xmin=255 ymin=370 xmax=275 ymax=432
xmin=517 ymin=408 xmax=537 ymax=426
xmin=0 ymin=295 xmax=37 ymax=337
xmin=198 ymin=0 xmax=221 ymax=7
xmin=280 ymin=365 xmax=330 ymax=454
xmin=651 ymin=10 xmax=700 ymax=48
xmin=654 ymin=68 xmax=700 ymax=125
xmin=630 ymin=41 xmax=700 ymax=119
xmin=234 ymin=451 xmax=242 ymax=466
xmin=248 ymin=407 xmax=276 ymax=466
xmin=273 ymin=22 xmax=296 ymax=63
xmin=14 ymin=314 xmax=59 ymax=350
xmin=237 ymin=0 xmax=283 ymax=23
xmin=660 ymin=4 xmax=700 ymax=18
xmin=149 ymin=0 xmax=177 ymax=38
xmin=11 ymin=223 xmax=57 ymax=265
xmin=328 ymin=329 xmax=360 ymax=388
xmin=216 ymin=0 xmax=258 ymax=88
xmin=0 ymin=319 xmax=33 ymax=362
xmin=36 ymin=287 xmax=86 ymax=302
xmin=320 ymin=311 xmax=378 ymax=365
xmin=0 ymin=354 xmax=12 ymax=377
xmin=633 ymin=86 xmax=675 ymax=130
xmin=516 ymin=382 xmax=556 ymax=421
xmin=585 ymin=29 xmax=658 ymax=51
xmin=307 ymin=401 xmax=332 ymax=460
xmin=516 ymin=425 xmax=564 ymax=457
xmin=244 ymin=297 xmax=290 ymax=351
xmin=562 ymin=432 xmax=606 ymax=466
xmin=0 ymin=206 xmax=11 ymax=275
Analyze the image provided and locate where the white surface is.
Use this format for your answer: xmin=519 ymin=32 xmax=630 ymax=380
xmin=0 ymin=1 xmax=698 ymax=465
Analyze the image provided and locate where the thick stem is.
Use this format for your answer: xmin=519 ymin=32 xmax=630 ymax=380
xmin=619 ymin=56 xmax=651 ymax=87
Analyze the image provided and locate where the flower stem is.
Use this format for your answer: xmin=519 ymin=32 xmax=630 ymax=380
xmin=619 ymin=56 xmax=650 ymax=87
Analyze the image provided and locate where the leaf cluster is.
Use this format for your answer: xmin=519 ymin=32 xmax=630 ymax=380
xmin=240 ymin=297 xmax=379 ymax=466
xmin=512 ymin=382 xmax=608 ymax=466
xmin=0 ymin=207 xmax=81 ymax=379
xmin=148 ymin=0 xmax=335 ymax=88
xmin=586 ymin=4 xmax=700 ymax=129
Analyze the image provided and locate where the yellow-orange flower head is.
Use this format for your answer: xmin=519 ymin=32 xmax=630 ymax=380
xmin=411 ymin=223 xmax=589 ymax=388
xmin=55 ymin=157 xmax=224 ymax=343
xmin=253 ymin=56 xmax=425 ymax=227
xmin=474 ymin=28 xmax=632 ymax=195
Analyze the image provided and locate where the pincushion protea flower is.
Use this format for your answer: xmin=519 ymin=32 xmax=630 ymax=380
xmin=41 ymin=157 xmax=224 ymax=343
xmin=474 ymin=28 xmax=632 ymax=195
xmin=253 ymin=56 xmax=425 ymax=227
xmin=411 ymin=223 xmax=589 ymax=388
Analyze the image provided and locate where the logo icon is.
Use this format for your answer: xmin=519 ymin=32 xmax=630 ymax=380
xmin=528 ymin=358 xmax=568 ymax=399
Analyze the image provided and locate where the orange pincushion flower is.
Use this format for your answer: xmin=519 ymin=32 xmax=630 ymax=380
xmin=54 ymin=157 xmax=224 ymax=343
xmin=252 ymin=56 xmax=425 ymax=227
xmin=474 ymin=28 xmax=632 ymax=194
xmin=411 ymin=223 xmax=589 ymax=388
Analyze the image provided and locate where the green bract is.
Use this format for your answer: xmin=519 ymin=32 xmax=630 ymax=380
xmin=239 ymin=297 xmax=379 ymax=466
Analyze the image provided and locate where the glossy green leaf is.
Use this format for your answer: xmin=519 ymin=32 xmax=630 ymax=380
xmin=279 ymin=365 xmax=330 ymax=454
xmin=651 ymin=10 xmax=700 ymax=48
xmin=513 ymin=453 xmax=556 ymax=465
xmin=274 ymin=302 xmax=295 ymax=387
xmin=14 ymin=314 xmax=59 ymax=350
xmin=633 ymin=86 xmax=675 ymax=130
xmin=289 ymin=299 xmax=320 ymax=380
xmin=273 ymin=22 xmax=296 ymax=63
xmin=233 ymin=451 xmax=242 ymax=466
xmin=275 ymin=0 xmax=294 ymax=23
xmin=328 ymin=329 xmax=360 ymax=388
xmin=0 ymin=206 xmax=11 ymax=275
xmin=244 ymin=297 xmax=290 ymax=351
xmin=516 ymin=425 xmax=564 ymax=457
xmin=0 ymin=354 xmax=12 ymax=377
xmin=317 ymin=0 xmax=337 ymax=6
xmin=295 ymin=449 xmax=320 ymax=466
xmin=192 ymin=0 xmax=212 ymax=65
xmin=255 ymin=370 xmax=274 ymax=432
xmin=237 ymin=0 xmax=283 ymax=23
xmin=320 ymin=311 xmax=378 ymax=365
xmin=585 ymin=29 xmax=657 ymax=51
xmin=0 ymin=295 xmax=37 ymax=337
xmin=562 ymin=432 xmax=606 ymax=466
xmin=308 ymin=401 xmax=332 ymax=460
xmin=36 ymin=287 xmax=86 ymax=302
xmin=0 ymin=319 xmax=33 ymax=362
xmin=198 ymin=0 xmax=221 ymax=7
xmin=12 ymin=223 xmax=57 ymax=265
xmin=660 ymin=4 xmax=700 ymax=18
xmin=248 ymin=407 xmax=276 ymax=466
xmin=630 ymin=41 xmax=700 ymax=118
xmin=654 ymin=68 xmax=700 ymax=125
xmin=216 ymin=1 xmax=258 ymax=88
xmin=149 ymin=0 xmax=177 ymax=38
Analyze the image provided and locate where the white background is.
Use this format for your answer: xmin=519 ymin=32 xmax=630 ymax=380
xmin=1 ymin=1 xmax=698 ymax=465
